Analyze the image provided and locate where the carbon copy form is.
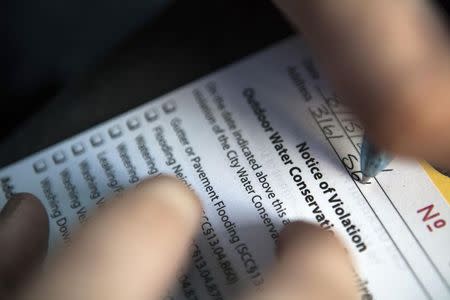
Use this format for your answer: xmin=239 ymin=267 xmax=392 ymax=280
xmin=1 ymin=37 xmax=449 ymax=299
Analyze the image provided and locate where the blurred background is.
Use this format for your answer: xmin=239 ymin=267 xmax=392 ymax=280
xmin=0 ymin=0 xmax=448 ymax=167
xmin=0 ymin=0 xmax=293 ymax=167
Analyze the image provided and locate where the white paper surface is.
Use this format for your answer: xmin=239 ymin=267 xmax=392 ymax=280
xmin=1 ymin=36 xmax=449 ymax=299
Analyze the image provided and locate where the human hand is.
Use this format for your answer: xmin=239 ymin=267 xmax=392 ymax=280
xmin=0 ymin=176 xmax=357 ymax=300
xmin=273 ymin=0 xmax=450 ymax=168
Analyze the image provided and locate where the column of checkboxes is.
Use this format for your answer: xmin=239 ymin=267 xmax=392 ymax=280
xmin=32 ymin=103 xmax=170 ymax=173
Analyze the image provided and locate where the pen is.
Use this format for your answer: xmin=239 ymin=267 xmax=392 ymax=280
xmin=360 ymin=136 xmax=392 ymax=184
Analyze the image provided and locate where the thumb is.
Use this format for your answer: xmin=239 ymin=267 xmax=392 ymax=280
xmin=0 ymin=194 xmax=49 ymax=297
xmin=18 ymin=176 xmax=202 ymax=300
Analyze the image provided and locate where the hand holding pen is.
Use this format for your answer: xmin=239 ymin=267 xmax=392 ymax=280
xmin=1 ymin=1 xmax=450 ymax=300
xmin=275 ymin=0 xmax=450 ymax=179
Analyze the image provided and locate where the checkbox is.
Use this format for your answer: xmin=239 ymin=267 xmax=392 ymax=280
xmin=144 ymin=108 xmax=159 ymax=122
xmin=162 ymin=100 xmax=176 ymax=114
xmin=33 ymin=160 xmax=47 ymax=173
xmin=71 ymin=142 xmax=85 ymax=156
xmin=90 ymin=134 xmax=104 ymax=147
xmin=52 ymin=151 xmax=66 ymax=164
xmin=108 ymin=125 xmax=122 ymax=139
xmin=127 ymin=117 xmax=140 ymax=130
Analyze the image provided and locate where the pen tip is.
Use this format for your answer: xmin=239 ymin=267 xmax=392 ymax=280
xmin=360 ymin=175 xmax=371 ymax=184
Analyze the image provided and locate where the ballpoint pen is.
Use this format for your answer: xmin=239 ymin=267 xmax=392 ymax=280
xmin=360 ymin=136 xmax=393 ymax=184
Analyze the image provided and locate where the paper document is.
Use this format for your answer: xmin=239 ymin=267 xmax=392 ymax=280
xmin=1 ymin=36 xmax=449 ymax=299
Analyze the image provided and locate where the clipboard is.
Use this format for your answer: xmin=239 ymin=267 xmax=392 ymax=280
xmin=422 ymin=162 xmax=450 ymax=203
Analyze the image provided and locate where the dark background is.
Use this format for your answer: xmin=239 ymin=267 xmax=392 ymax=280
xmin=1 ymin=0 xmax=448 ymax=167
xmin=0 ymin=0 xmax=292 ymax=167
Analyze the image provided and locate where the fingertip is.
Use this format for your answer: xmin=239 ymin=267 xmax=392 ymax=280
xmin=277 ymin=221 xmax=346 ymax=260
xmin=135 ymin=175 xmax=202 ymax=226
xmin=0 ymin=193 xmax=49 ymax=292
xmin=6 ymin=193 xmax=48 ymax=226
xmin=263 ymin=221 xmax=358 ymax=300
xmin=1 ymin=193 xmax=49 ymax=240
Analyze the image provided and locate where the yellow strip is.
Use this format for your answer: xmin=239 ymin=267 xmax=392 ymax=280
xmin=422 ymin=162 xmax=450 ymax=204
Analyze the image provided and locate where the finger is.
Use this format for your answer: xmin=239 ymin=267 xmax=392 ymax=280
xmin=241 ymin=222 xmax=358 ymax=300
xmin=20 ymin=176 xmax=202 ymax=300
xmin=273 ymin=0 xmax=450 ymax=167
xmin=0 ymin=193 xmax=49 ymax=295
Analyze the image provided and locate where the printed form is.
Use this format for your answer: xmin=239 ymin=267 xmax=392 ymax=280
xmin=1 ymin=37 xmax=449 ymax=299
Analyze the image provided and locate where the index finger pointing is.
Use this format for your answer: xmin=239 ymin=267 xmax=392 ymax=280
xmin=21 ymin=176 xmax=202 ymax=300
